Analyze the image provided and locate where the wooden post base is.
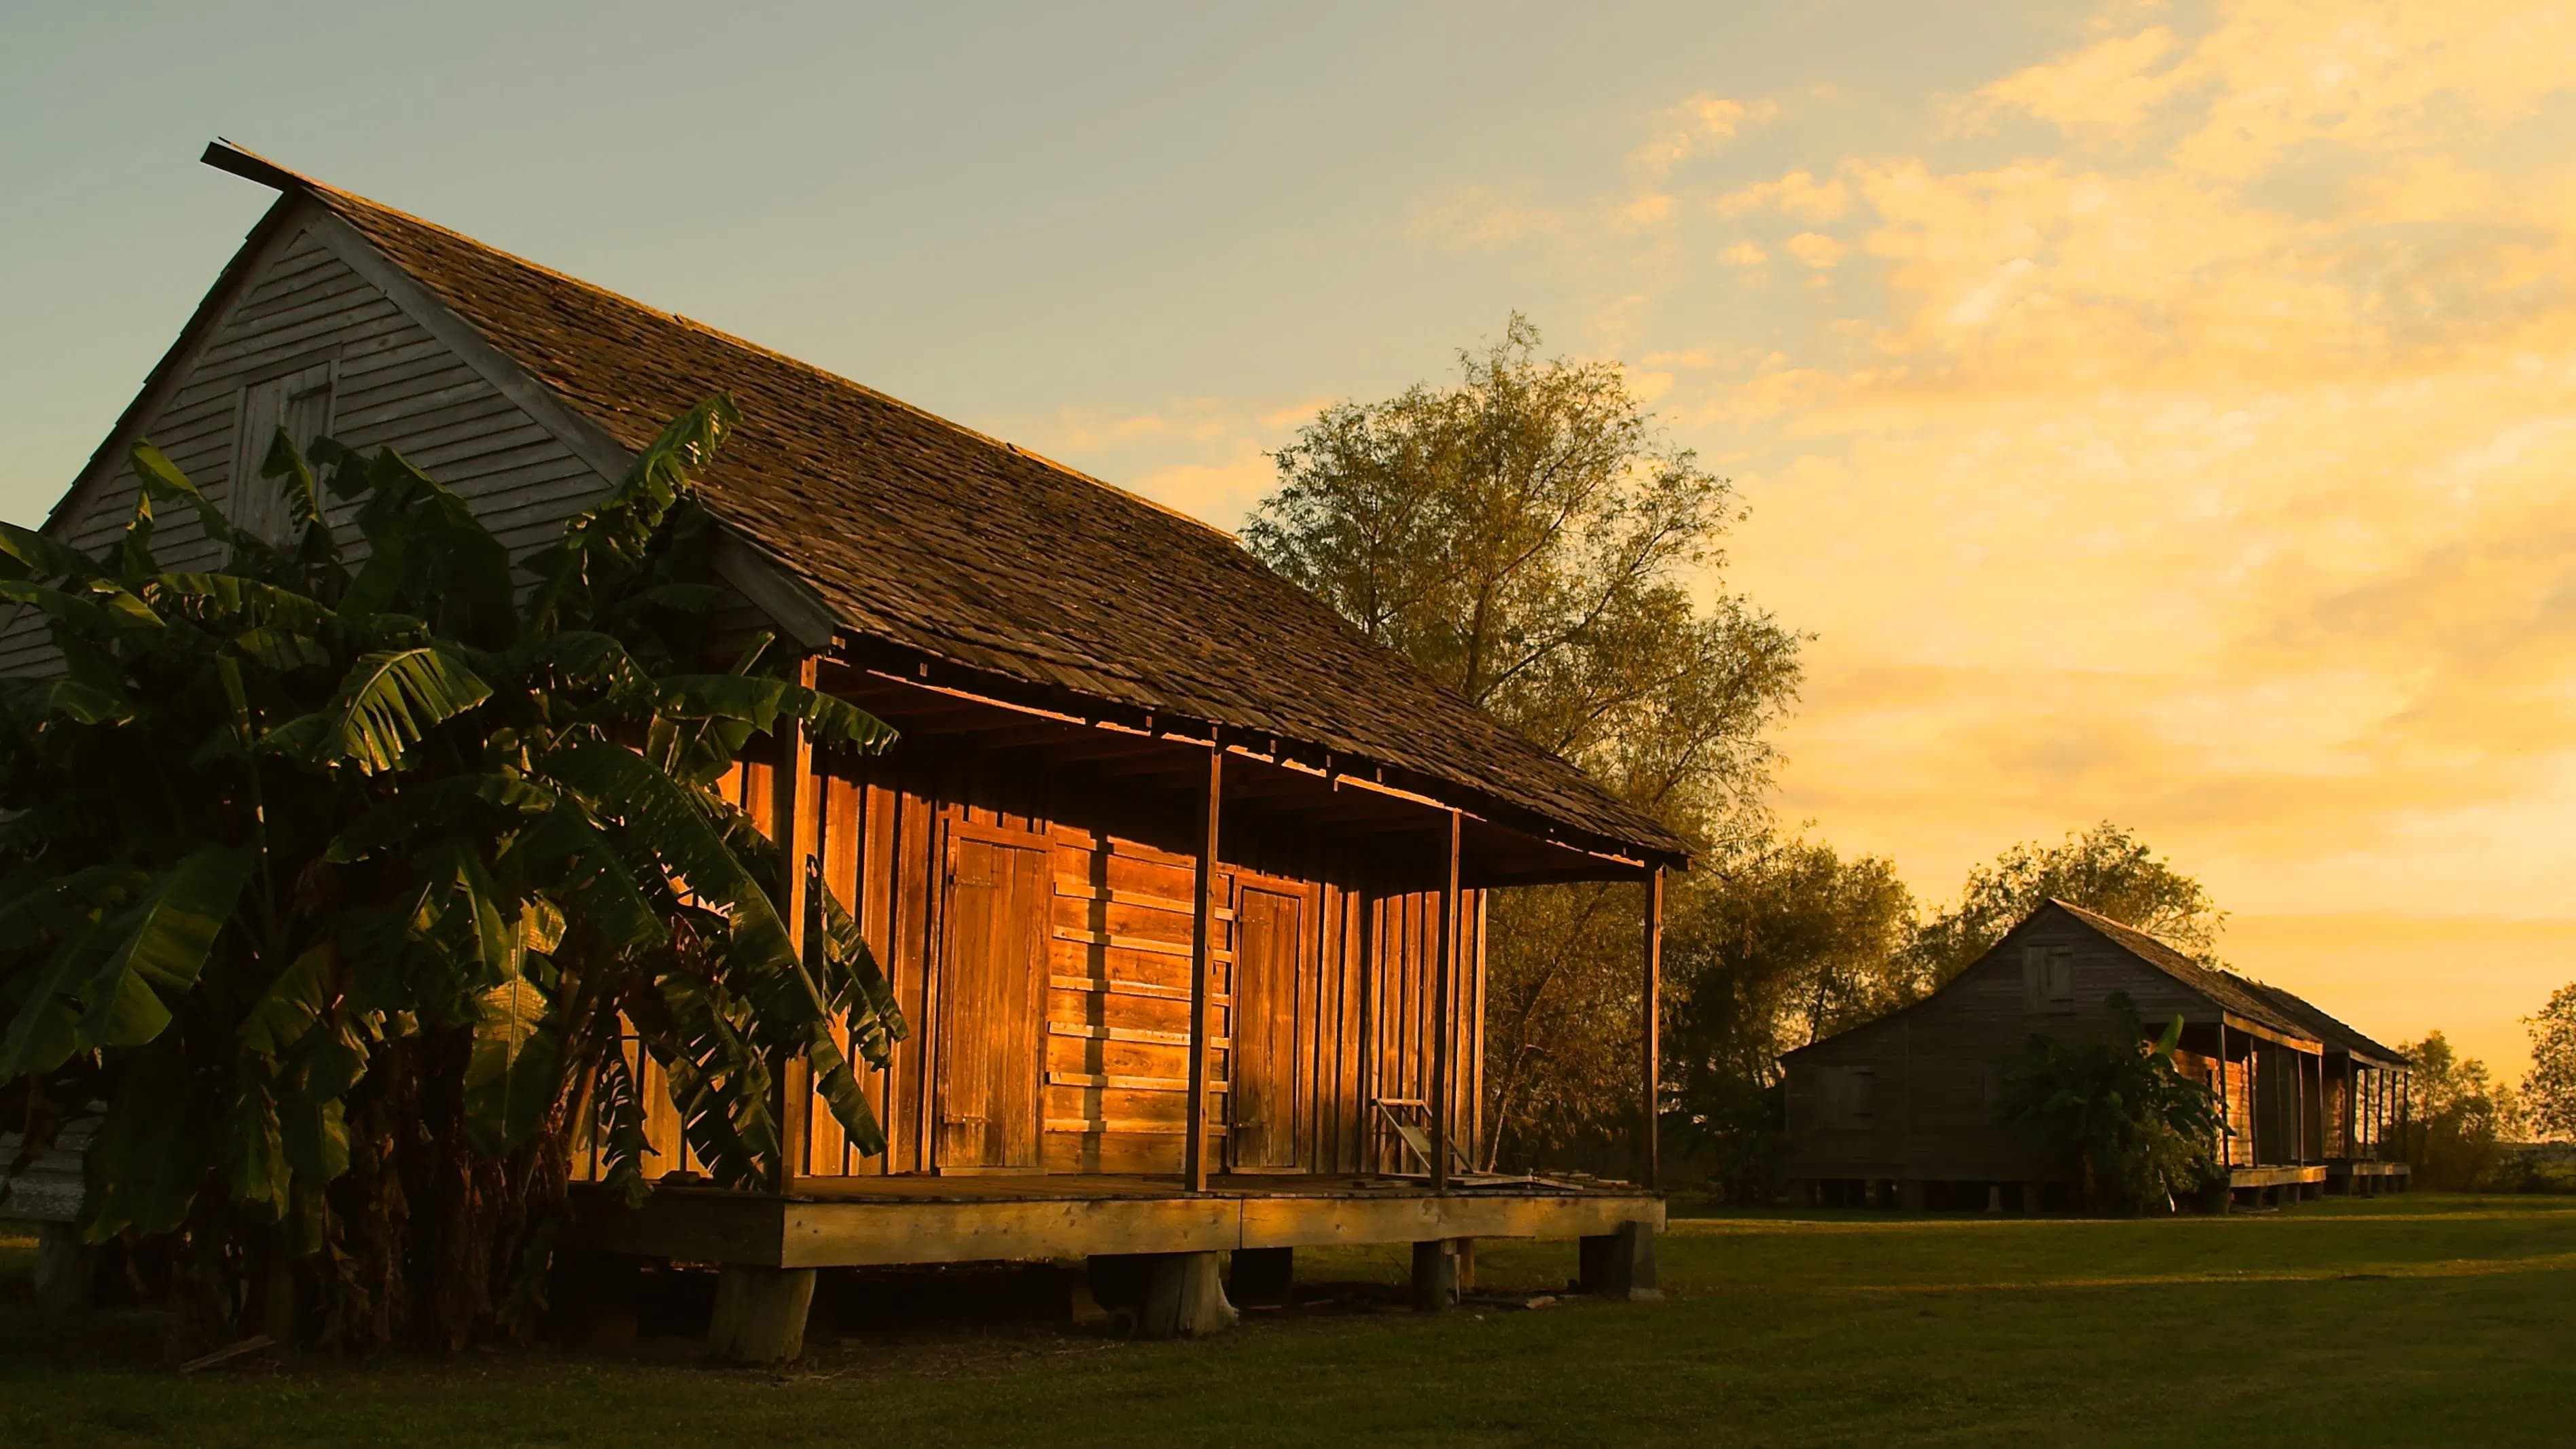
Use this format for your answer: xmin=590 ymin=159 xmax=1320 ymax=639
xmin=1134 ymin=1251 xmax=1236 ymax=1338
xmin=1577 ymin=1220 xmax=1661 ymax=1302
xmin=1228 ymin=1247 xmax=1294 ymax=1308
xmin=1411 ymin=1239 xmax=1459 ymax=1312
xmin=708 ymin=1265 xmax=817 ymax=1364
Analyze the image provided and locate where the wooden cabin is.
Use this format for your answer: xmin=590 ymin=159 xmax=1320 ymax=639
xmin=6 ymin=144 xmax=1682 ymax=1353
xmin=1782 ymin=900 xmax=2412 ymax=1211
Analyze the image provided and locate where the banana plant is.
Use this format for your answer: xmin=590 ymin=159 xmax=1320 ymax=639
xmin=1992 ymin=991 xmax=2223 ymax=1214
xmin=0 ymin=397 xmax=904 ymax=1346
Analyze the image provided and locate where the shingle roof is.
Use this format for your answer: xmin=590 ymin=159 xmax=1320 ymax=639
xmin=2047 ymin=900 xmax=2313 ymax=1040
xmin=222 ymin=151 xmax=1687 ymax=866
xmin=2221 ymin=976 xmax=2410 ymax=1066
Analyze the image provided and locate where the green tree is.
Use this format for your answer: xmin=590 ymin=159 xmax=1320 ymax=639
xmin=1910 ymin=822 xmax=2221 ymax=985
xmin=1663 ymin=838 xmax=1917 ymax=1198
xmin=2395 ymin=1031 xmax=2526 ymax=1189
xmin=1994 ymin=993 xmax=2223 ymax=1213
xmin=1244 ymin=316 xmax=1803 ymax=1168
xmin=2524 ymin=985 xmax=2576 ymax=1143
xmin=0 ymin=401 xmax=904 ymax=1349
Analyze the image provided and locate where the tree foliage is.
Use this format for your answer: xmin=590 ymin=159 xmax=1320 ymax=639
xmin=0 ymin=400 xmax=904 ymax=1348
xmin=2394 ymin=1031 xmax=2526 ymax=1189
xmin=1662 ymin=840 xmax=1916 ymax=1198
xmin=1908 ymin=822 xmax=2223 ymax=986
xmin=1244 ymin=316 xmax=1804 ymax=1168
xmin=2524 ymin=985 xmax=2576 ymax=1145
xmin=1994 ymin=992 xmax=2223 ymax=1213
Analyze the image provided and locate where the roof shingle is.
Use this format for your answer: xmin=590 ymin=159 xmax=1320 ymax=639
xmin=248 ymin=160 xmax=1686 ymax=865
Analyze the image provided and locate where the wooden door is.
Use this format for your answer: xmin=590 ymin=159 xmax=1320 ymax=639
xmin=1231 ymin=885 xmax=1305 ymax=1170
xmin=935 ymin=828 xmax=1049 ymax=1172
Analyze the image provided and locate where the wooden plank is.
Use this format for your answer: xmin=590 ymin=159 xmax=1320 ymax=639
xmin=2222 ymin=1012 xmax=2323 ymax=1054
xmin=1048 ymin=971 xmax=1219 ymax=1005
xmin=1046 ymin=1071 xmax=1228 ymax=1093
xmin=1184 ymin=744 xmax=1223 ymax=1191
xmin=771 ymin=656 xmax=819 ymax=1190
xmin=1044 ymin=1117 xmax=1194 ymax=1136
xmin=1236 ymin=1192 xmax=1664 ymax=1251
xmin=780 ymin=1196 xmax=1238 ymax=1269
xmin=1054 ymin=880 xmax=1235 ymax=921
xmin=1431 ymin=813 xmax=1460 ymax=1191
xmin=1643 ymin=865 xmax=1664 ymax=1190
xmin=1053 ymin=925 xmax=1234 ymax=962
xmin=1050 ymin=1021 xmax=1231 ymax=1049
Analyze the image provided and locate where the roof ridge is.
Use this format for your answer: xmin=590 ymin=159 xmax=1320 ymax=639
xmin=202 ymin=141 xmax=1240 ymax=545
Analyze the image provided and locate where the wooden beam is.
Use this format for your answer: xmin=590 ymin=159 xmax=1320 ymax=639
xmin=2220 ymin=1012 xmax=2323 ymax=1054
xmin=1431 ymin=810 xmax=1461 ymax=1192
xmin=770 ymin=654 xmax=820 ymax=1193
xmin=1642 ymin=866 xmax=1665 ymax=1190
xmin=2216 ymin=1018 xmax=2230 ymax=1168
xmin=1355 ymin=887 xmax=1376 ymax=1172
xmin=1183 ymin=740 xmax=1224 ymax=1192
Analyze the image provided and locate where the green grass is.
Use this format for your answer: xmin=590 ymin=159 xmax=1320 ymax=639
xmin=5 ymin=1195 xmax=2573 ymax=1447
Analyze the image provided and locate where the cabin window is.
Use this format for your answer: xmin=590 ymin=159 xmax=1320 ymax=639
xmin=1820 ymin=1065 xmax=1876 ymax=1130
xmin=231 ymin=361 xmax=334 ymax=545
xmin=2023 ymin=944 xmax=2077 ymax=1014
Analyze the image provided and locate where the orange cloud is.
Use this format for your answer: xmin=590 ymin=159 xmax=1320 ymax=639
xmin=1631 ymin=92 xmax=1780 ymax=177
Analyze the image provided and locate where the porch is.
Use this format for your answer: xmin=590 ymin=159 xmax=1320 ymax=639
xmin=569 ymin=1171 xmax=1664 ymax=1270
xmin=567 ymin=1171 xmax=1663 ymax=1356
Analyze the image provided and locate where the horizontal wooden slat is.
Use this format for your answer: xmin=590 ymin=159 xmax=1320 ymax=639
xmin=1045 ymin=1071 xmax=1223 ymax=1093
xmin=1052 ymin=880 xmax=1234 ymax=920
xmin=1048 ymin=1022 xmax=1230 ymax=1049
xmin=1054 ymin=926 xmax=1231 ymax=962
xmin=1048 ymin=971 xmax=1223 ymax=1005
xmin=1044 ymin=1117 xmax=1197 ymax=1136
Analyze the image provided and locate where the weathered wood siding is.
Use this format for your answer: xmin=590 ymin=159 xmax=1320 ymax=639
xmin=1784 ymin=909 xmax=2277 ymax=1184
xmin=575 ymin=741 xmax=1487 ymax=1184
xmin=0 ymin=209 xmax=613 ymax=677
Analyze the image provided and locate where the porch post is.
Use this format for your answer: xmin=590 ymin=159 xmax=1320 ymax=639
xmin=769 ymin=653 xmax=821 ymax=1194
xmin=1643 ymin=865 xmax=1665 ymax=1191
xmin=2247 ymin=1039 xmax=2261 ymax=1164
xmin=1183 ymin=738 xmax=1225 ymax=1192
xmin=2215 ymin=1019 xmax=2230 ymax=1169
xmin=1431 ymin=808 xmax=1462 ymax=1192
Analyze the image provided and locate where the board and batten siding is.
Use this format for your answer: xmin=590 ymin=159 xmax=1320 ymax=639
xmin=0 ymin=211 xmax=615 ymax=678
xmin=574 ymin=740 xmax=1489 ymax=1185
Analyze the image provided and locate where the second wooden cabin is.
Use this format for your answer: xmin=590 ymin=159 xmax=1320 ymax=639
xmin=1783 ymin=899 xmax=2412 ymax=1210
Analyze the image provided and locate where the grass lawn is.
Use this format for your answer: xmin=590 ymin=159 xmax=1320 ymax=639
xmin=5 ymin=1194 xmax=2573 ymax=1447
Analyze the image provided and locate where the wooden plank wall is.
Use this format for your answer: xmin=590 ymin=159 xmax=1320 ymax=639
xmin=1 ymin=217 xmax=613 ymax=677
xmin=574 ymin=745 xmax=1486 ymax=1184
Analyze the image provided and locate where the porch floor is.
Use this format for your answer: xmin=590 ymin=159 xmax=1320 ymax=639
xmin=570 ymin=1172 xmax=1663 ymax=1270
xmin=2228 ymin=1164 xmax=2329 ymax=1188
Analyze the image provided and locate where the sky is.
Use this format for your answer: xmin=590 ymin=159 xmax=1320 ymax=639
xmin=6 ymin=1 xmax=2571 ymax=1081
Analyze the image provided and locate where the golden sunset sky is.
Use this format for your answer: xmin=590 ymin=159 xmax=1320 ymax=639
xmin=7 ymin=1 xmax=2568 ymax=1077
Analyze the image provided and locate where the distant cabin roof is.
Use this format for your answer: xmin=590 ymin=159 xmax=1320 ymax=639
xmin=195 ymin=145 xmax=1687 ymax=870
xmin=2219 ymin=976 xmax=2410 ymax=1067
xmin=2043 ymin=900 xmax=2310 ymax=1038
xmin=1782 ymin=899 xmax=2369 ymax=1060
